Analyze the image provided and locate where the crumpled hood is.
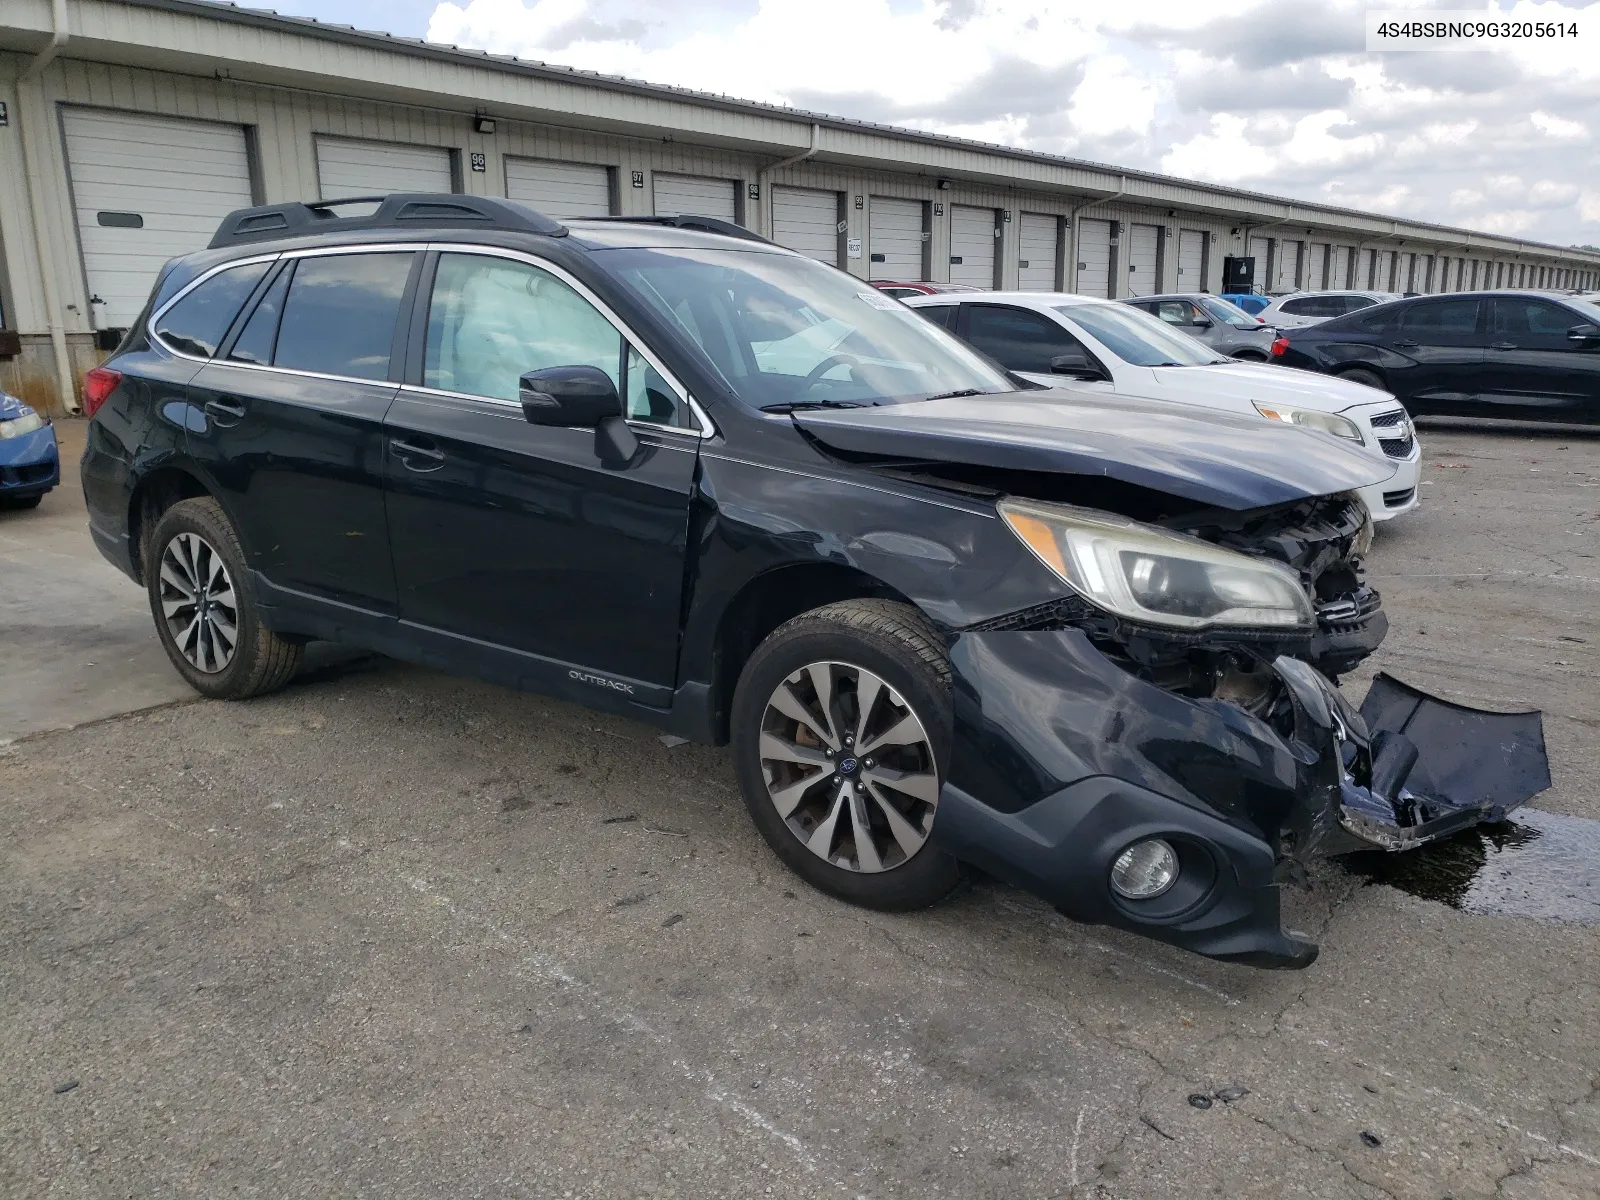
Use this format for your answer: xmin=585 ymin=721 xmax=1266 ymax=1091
xmin=793 ymin=392 xmax=1395 ymax=511
xmin=1145 ymin=361 xmax=1399 ymax=413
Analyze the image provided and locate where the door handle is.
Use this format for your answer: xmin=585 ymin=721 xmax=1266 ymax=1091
xmin=203 ymin=398 xmax=247 ymax=427
xmin=1490 ymin=341 xmax=1517 ymax=351
xmin=388 ymin=436 xmax=445 ymax=471
xmin=1391 ymin=339 xmax=1420 ymax=350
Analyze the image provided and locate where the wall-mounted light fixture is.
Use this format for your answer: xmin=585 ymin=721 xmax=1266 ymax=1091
xmin=473 ymin=114 xmax=496 ymax=135
xmin=936 ymin=178 xmax=952 ymax=190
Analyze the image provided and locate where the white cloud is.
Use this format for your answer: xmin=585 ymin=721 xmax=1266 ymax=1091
xmin=424 ymin=0 xmax=1600 ymax=244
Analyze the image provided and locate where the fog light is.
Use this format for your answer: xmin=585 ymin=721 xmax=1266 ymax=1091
xmin=1110 ymin=839 xmax=1178 ymax=900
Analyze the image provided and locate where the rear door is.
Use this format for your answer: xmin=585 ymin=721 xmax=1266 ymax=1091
xmin=186 ymin=247 xmax=417 ymax=614
xmin=1388 ymin=297 xmax=1485 ymax=414
xmin=383 ymin=249 xmax=701 ymax=695
xmin=1481 ymin=297 xmax=1600 ymax=421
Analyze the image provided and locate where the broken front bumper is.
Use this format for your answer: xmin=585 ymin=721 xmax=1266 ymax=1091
xmin=932 ymin=632 xmax=1549 ymax=969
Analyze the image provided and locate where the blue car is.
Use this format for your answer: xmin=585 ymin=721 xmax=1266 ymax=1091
xmin=1219 ymin=292 xmax=1271 ymax=316
xmin=0 ymin=390 xmax=59 ymax=509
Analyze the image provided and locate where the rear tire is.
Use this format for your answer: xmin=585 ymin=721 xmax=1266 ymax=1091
xmin=731 ymin=599 xmax=962 ymax=911
xmin=1338 ymin=367 xmax=1386 ymax=391
xmin=146 ymin=497 xmax=303 ymax=699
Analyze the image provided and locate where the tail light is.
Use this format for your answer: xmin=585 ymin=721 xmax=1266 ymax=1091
xmin=1270 ymin=335 xmax=1290 ymax=358
xmin=82 ymin=366 xmax=122 ymax=418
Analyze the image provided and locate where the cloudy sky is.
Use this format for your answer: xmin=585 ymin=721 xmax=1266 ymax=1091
xmin=263 ymin=0 xmax=1599 ymax=246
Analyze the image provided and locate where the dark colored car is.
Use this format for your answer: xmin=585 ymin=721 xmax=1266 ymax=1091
xmin=80 ymin=195 xmax=1548 ymax=968
xmin=1274 ymin=291 xmax=1600 ymax=423
xmin=0 ymin=390 xmax=59 ymax=509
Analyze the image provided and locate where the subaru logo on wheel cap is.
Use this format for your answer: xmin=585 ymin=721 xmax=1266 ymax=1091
xmin=838 ymin=757 xmax=858 ymax=774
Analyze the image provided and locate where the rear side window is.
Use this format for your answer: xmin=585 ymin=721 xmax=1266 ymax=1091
xmin=272 ymin=252 xmax=414 ymax=381
xmin=153 ymin=261 xmax=271 ymax=358
xmin=965 ymin=305 xmax=1083 ymax=372
xmin=1278 ymin=297 xmax=1318 ymax=316
xmin=1399 ymin=298 xmax=1480 ymax=337
xmin=227 ymin=267 xmax=290 ymax=365
xmin=916 ymin=304 xmax=957 ymax=329
xmin=1342 ymin=296 xmax=1377 ymax=313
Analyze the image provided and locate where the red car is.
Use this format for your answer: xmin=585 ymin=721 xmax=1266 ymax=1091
xmin=870 ymin=280 xmax=984 ymax=299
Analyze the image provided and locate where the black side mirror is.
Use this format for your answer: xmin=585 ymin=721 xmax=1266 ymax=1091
xmin=520 ymin=365 xmax=622 ymax=427
xmin=1050 ymin=350 xmax=1106 ymax=380
xmin=1566 ymin=323 xmax=1600 ymax=346
xmin=520 ymin=364 xmax=638 ymax=465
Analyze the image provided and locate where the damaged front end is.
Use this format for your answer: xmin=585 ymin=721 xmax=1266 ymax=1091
xmin=932 ymin=494 xmax=1550 ymax=969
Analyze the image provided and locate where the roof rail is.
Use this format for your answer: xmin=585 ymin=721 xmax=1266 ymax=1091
xmin=577 ymin=214 xmax=775 ymax=246
xmin=208 ymin=194 xmax=566 ymax=248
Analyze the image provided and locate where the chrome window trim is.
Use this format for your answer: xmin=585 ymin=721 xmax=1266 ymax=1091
xmin=147 ymin=243 xmax=423 ymax=366
xmin=424 ymin=242 xmax=716 ymax=440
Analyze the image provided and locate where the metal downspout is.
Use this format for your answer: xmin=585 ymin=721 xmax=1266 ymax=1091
xmin=19 ymin=0 xmax=76 ymax=413
xmin=758 ymin=123 xmax=820 ymax=238
xmin=1065 ymin=176 xmax=1125 ymax=292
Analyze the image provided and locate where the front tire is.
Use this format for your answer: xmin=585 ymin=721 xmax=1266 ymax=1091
xmin=731 ymin=599 xmax=962 ymax=911
xmin=1339 ymin=367 xmax=1386 ymax=391
xmin=146 ymin=497 xmax=304 ymax=699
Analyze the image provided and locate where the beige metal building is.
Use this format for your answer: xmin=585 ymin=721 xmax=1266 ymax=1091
xmin=3 ymin=0 xmax=1599 ymax=413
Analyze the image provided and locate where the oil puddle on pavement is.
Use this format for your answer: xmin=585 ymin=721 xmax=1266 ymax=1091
xmin=1340 ymin=809 xmax=1600 ymax=925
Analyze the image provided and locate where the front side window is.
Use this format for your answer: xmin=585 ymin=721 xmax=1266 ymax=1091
xmin=1054 ymin=302 xmax=1224 ymax=367
xmin=1491 ymin=298 xmax=1579 ymax=344
xmin=1152 ymin=300 xmax=1198 ymax=326
xmin=964 ymin=305 xmax=1086 ymax=373
xmin=154 ymin=261 xmax=271 ymax=358
xmin=425 ymin=253 xmax=624 ymax=405
xmin=915 ymin=304 xmax=958 ymax=330
xmin=601 ymin=245 xmax=1009 ymax=410
xmin=1196 ymin=295 xmax=1259 ymax=328
xmin=1279 ymin=297 xmax=1316 ymax=316
xmin=274 ymin=252 xmax=414 ymax=381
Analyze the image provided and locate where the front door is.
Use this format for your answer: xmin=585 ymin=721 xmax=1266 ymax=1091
xmin=1386 ymin=296 xmax=1485 ymax=416
xmin=187 ymin=248 xmax=416 ymax=614
xmin=1481 ymin=296 xmax=1600 ymax=421
xmin=383 ymin=250 xmax=701 ymax=697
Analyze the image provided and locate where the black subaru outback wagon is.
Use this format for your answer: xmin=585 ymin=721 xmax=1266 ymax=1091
xmin=81 ymin=195 xmax=1547 ymax=967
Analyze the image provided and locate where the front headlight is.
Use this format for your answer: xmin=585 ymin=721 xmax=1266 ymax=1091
xmin=0 ymin=411 xmax=45 ymax=440
xmin=999 ymin=499 xmax=1314 ymax=630
xmin=1253 ymin=401 xmax=1364 ymax=445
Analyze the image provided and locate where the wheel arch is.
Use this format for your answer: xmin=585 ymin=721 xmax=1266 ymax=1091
xmin=703 ymin=561 xmax=926 ymax=745
xmin=126 ymin=464 xmax=215 ymax=585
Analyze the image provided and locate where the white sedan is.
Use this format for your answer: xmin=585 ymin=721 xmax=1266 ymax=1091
xmin=905 ymin=291 xmax=1421 ymax=521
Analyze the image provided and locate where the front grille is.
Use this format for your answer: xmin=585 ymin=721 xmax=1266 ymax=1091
xmin=1379 ymin=433 xmax=1414 ymax=459
xmin=1369 ymin=409 xmax=1407 ymax=428
xmin=1383 ymin=488 xmax=1416 ymax=508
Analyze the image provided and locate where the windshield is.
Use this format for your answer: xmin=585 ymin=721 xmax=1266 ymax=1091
xmin=1055 ymin=302 xmax=1226 ymax=367
xmin=600 ymin=246 xmax=1011 ymax=409
xmin=1196 ymin=295 xmax=1261 ymax=329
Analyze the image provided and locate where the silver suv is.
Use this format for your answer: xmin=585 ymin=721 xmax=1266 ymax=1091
xmin=1259 ymin=290 xmax=1401 ymax=330
xmin=1121 ymin=293 xmax=1277 ymax=361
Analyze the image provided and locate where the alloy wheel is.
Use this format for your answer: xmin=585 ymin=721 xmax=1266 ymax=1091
xmin=758 ymin=660 xmax=939 ymax=873
xmin=158 ymin=532 xmax=239 ymax=674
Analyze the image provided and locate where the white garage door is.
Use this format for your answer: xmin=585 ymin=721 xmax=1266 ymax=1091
xmin=316 ymin=136 xmax=453 ymax=199
xmin=1017 ymin=213 xmax=1058 ymax=291
xmin=1077 ymin=218 xmax=1113 ymax=298
xmin=772 ymin=186 xmax=839 ymax=264
xmin=653 ymin=173 xmax=737 ymax=222
xmin=1176 ymin=229 xmax=1205 ymax=291
xmin=1330 ymin=246 xmax=1351 ymax=290
xmin=62 ymin=108 xmax=254 ymax=330
xmin=868 ymin=197 xmax=924 ymax=280
xmin=505 ymin=158 xmax=611 ymax=218
xmin=949 ymin=205 xmax=997 ymax=288
xmin=1273 ymin=240 xmax=1300 ymax=292
xmin=1305 ymin=243 xmax=1329 ymax=289
xmin=1126 ymin=223 xmax=1160 ymax=296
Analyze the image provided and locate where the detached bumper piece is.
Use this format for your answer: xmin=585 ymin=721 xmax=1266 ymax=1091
xmin=935 ymin=633 xmax=1550 ymax=969
xmin=1338 ymin=673 xmax=1550 ymax=852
